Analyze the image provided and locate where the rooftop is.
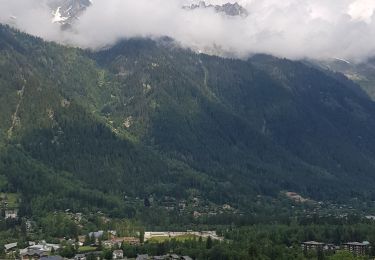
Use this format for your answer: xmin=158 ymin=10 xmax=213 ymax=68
xmin=4 ymin=242 xmax=17 ymax=250
xmin=344 ymin=241 xmax=370 ymax=246
xmin=302 ymin=241 xmax=325 ymax=245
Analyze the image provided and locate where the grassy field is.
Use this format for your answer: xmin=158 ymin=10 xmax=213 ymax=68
xmin=78 ymin=246 xmax=97 ymax=253
xmin=1 ymin=193 xmax=20 ymax=208
xmin=148 ymin=234 xmax=200 ymax=243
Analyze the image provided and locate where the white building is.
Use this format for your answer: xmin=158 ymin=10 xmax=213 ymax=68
xmin=5 ymin=209 xmax=18 ymax=219
xmin=113 ymin=249 xmax=124 ymax=259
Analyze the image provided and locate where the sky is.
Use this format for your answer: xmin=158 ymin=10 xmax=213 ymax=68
xmin=1 ymin=0 xmax=375 ymax=61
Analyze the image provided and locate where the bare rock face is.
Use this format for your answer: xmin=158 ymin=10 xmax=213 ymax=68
xmin=47 ymin=0 xmax=247 ymax=30
xmin=185 ymin=1 xmax=248 ymax=17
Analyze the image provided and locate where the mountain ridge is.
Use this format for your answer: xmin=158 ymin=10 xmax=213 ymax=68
xmin=184 ymin=1 xmax=248 ymax=17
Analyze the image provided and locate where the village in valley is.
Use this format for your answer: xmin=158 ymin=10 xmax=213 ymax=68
xmin=3 ymin=229 xmax=205 ymax=260
xmin=3 ymin=227 xmax=223 ymax=260
xmin=2 ymin=191 xmax=375 ymax=259
xmin=0 ymin=192 xmax=226 ymax=260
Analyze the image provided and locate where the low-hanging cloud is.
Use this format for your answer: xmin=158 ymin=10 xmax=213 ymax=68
xmin=1 ymin=0 xmax=375 ymax=61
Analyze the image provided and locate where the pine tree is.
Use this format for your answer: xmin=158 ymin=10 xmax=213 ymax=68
xmin=206 ymin=236 xmax=213 ymax=249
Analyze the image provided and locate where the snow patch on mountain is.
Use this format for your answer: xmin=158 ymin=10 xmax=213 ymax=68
xmin=48 ymin=0 xmax=91 ymax=25
xmin=52 ymin=7 xmax=68 ymax=23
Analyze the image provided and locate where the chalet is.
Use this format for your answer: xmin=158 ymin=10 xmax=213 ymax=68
xmin=222 ymin=204 xmax=233 ymax=210
xmin=28 ymin=241 xmax=60 ymax=252
xmin=20 ymin=249 xmax=47 ymax=260
xmin=102 ymin=236 xmax=139 ymax=248
xmin=343 ymin=241 xmax=370 ymax=255
xmin=19 ymin=241 xmax=60 ymax=260
xmin=108 ymin=230 xmax=117 ymax=237
xmin=78 ymin=235 xmax=86 ymax=244
xmin=103 ymin=237 xmax=131 ymax=248
xmin=5 ymin=209 xmax=18 ymax=219
xmin=89 ymin=230 xmax=104 ymax=239
xmin=4 ymin=242 xmax=17 ymax=252
xmin=113 ymin=250 xmax=124 ymax=259
xmin=102 ymin=240 xmax=114 ymax=248
xmin=74 ymin=213 xmax=83 ymax=222
xmin=122 ymin=237 xmax=141 ymax=245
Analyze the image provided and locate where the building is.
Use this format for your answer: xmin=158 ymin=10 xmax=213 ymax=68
xmin=301 ymin=241 xmax=338 ymax=253
xmin=135 ymin=254 xmax=193 ymax=260
xmin=19 ymin=241 xmax=60 ymax=260
xmin=365 ymin=215 xmax=375 ymax=220
xmin=89 ymin=230 xmax=104 ymax=239
xmin=74 ymin=254 xmax=87 ymax=260
xmin=5 ymin=209 xmax=18 ymax=219
xmin=324 ymin=243 xmax=337 ymax=252
xmin=343 ymin=241 xmax=370 ymax=255
xmin=87 ymin=230 xmax=105 ymax=245
xmin=108 ymin=230 xmax=117 ymax=237
xmin=113 ymin=250 xmax=124 ymax=259
xmin=20 ymin=249 xmax=47 ymax=260
xmin=27 ymin=241 xmax=60 ymax=252
xmin=121 ymin=237 xmax=141 ymax=245
xmin=40 ymin=256 xmax=64 ymax=260
xmin=102 ymin=240 xmax=115 ymax=248
xmin=301 ymin=241 xmax=325 ymax=252
xmin=103 ymin=237 xmax=140 ymax=248
xmin=4 ymin=242 xmax=17 ymax=252
xmin=136 ymin=254 xmax=149 ymax=260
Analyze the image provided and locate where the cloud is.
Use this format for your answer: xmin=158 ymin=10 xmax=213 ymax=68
xmin=2 ymin=0 xmax=375 ymax=61
xmin=0 ymin=0 xmax=61 ymax=39
xmin=348 ymin=0 xmax=375 ymax=22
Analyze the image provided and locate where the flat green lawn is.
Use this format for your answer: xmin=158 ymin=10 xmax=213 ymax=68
xmin=148 ymin=234 xmax=199 ymax=243
xmin=78 ymin=246 xmax=97 ymax=253
xmin=1 ymin=193 xmax=20 ymax=208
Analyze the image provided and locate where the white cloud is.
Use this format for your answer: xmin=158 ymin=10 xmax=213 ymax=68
xmin=2 ymin=0 xmax=375 ymax=61
xmin=348 ymin=0 xmax=375 ymax=22
xmin=0 ymin=0 xmax=61 ymax=40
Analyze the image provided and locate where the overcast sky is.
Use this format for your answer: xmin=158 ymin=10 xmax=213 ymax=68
xmin=1 ymin=0 xmax=375 ymax=61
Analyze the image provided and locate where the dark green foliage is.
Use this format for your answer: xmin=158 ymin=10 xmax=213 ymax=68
xmin=206 ymin=236 xmax=213 ymax=249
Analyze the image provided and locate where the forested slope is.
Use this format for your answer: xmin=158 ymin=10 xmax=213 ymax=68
xmin=1 ymin=24 xmax=375 ymax=219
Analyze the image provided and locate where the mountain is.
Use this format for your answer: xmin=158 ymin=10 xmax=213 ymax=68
xmin=47 ymin=0 xmax=248 ymax=29
xmin=2 ymin=24 xmax=375 ymax=221
xmin=184 ymin=1 xmax=248 ymax=17
xmin=308 ymin=58 xmax=375 ymax=100
xmin=48 ymin=0 xmax=92 ymax=25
